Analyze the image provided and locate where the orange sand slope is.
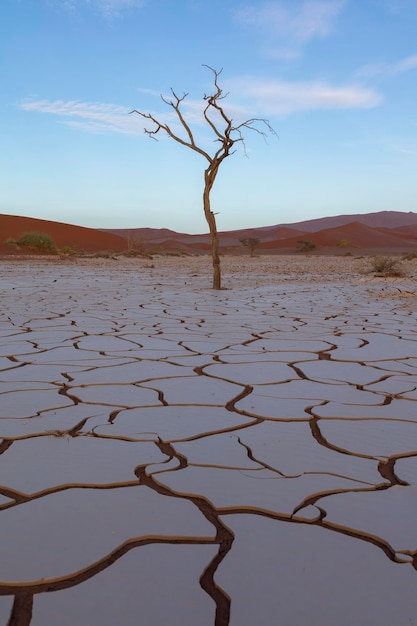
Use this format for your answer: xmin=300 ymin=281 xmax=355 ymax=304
xmin=0 ymin=214 xmax=125 ymax=255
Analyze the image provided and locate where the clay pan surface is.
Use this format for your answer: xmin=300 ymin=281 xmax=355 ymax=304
xmin=1 ymin=255 xmax=417 ymax=625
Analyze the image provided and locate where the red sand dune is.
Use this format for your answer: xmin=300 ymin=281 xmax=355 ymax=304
xmin=105 ymin=224 xmax=305 ymax=248
xmin=389 ymin=224 xmax=417 ymax=238
xmin=0 ymin=214 xmax=125 ymax=255
xmin=260 ymin=221 xmax=417 ymax=252
xmin=283 ymin=210 xmax=417 ymax=232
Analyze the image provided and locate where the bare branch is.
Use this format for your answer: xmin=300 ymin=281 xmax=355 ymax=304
xmin=162 ymin=90 xmax=198 ymax=149
xmin=129 ymin=107 xmax=211 ymax=161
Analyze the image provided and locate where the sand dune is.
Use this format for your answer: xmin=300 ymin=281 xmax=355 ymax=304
xmin=0 ymin=214 xmax=125 ymax=255
xmin=2 ymin=211 xmax=417 ymax=256
xmin=261 ymin=221 xmax=417 ymax=252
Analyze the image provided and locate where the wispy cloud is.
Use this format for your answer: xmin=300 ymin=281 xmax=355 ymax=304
xmin=355 ymin=54 xmax=417 ymax=79
xmin=374 ymin=0 xmax=417 ymax=18
xmin=19 ymin=77 xmax=381 ymax=138
xmin=20 ymin=99 xmax=145 ymax=134
xmin=19 ymin=97 xmax=213 ymax=138
xmin=227 ymin=78 xmax=382 ymax=116
xmin=236 ymin=0 xmax=346 ymax=59
xmin=391 ymin=143 xmax=417 ymax=157
xmin=56 ymin=0 xmax=146 ymax=18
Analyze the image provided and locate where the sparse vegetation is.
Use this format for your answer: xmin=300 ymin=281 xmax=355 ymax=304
xmin=297 ymin=240 xmax=316 ymax=253
xmin=338 ymin=239 xmax=359 ymax=248
xmin=239 ymin=237 xmax=260 ymax=257
xmin=370 ymin=256 xmax=404 ymax=277
xmin=59 ymin=246 xmax=81 ymax=256
xmin=6 ymin=232 xmax=57 ymax=253
xmin=93 ymin=251 xmax=118 ymax=260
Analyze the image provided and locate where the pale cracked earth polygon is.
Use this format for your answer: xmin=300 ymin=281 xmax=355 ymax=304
xmin=1 ymin=255 xmax=417 ymax=625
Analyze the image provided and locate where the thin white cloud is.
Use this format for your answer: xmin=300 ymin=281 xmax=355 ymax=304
xmin=356 ymin=54 xmax=417 ymax=79
xmin=19 ymin=97 xmax=212 ymax=138
xmin=54 ymin=0 xmax=145 ymax=17
xmin=19 ymin=77 xmax=381 ymax=139
xmin=88 ymin=0 xmax=145 ymax=17
xmin=397 ymin=55 xmax=417 ymax=72
xmin=391 ymin=143 xmax=417 ymax=157
xmin=228 ymin=78 xmax=382 ymax=115
xmin=236 ymin=0 xmax=346 ymax=59
xmin=374 ymin=0 xmax=417 ymax=18
xmin=20 ymin=99 xmax=145 ymax=134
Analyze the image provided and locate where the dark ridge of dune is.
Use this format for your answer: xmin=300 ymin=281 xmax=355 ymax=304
xmin=0 ymin=214 xmax=126 ymax=255
xmin=281 ymin=210 xmax=417 ymax=233
xmin=388 ymin=224 xmax=417 ymax=238
xmin=103 ymin=225 xmax=306 ymax=248
xmin=104 ymin=227 xmax=180 ymax=241
xmin=219 ymin=225 xmax=306 ymax=245
xmin=260 ymin=221 xmax=417 ymax=252
xmin=103 ymin=210 xmax=417 ymax=250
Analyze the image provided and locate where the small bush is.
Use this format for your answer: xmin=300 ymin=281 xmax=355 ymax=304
xmin=403 ymin=252 xmax=417 ymax=261
xmin=93 ymin=251 xmax=118 ymax=260
xmin=370 ymin=256 xmax=403 ymax=277
xmin=7 ymin=231 xmax=57 ymax=253
xmin=297 ymin=240 xmax=316 ymax=253
xmin=338 ymin=239 xmax=359 ymax=248
xmin=59 ymin=246 xmax=81 ymax=256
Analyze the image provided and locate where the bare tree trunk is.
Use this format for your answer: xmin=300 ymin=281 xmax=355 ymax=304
xmin=204 ymin=166 xmax=221 ymax=289
xmin=7 ymin=592 xmax=33 ymax=626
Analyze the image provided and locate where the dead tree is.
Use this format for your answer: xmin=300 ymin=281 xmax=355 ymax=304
xmin=130 ymin=65 xmax=275 ymax=289
xmin=239 ymin=237 xmax=261 ymax=257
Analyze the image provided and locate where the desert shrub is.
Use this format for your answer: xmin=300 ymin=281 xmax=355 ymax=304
xmin=122 ymin=249 xmax=142 ymax=257
xmin=121 ymin=248 xmax=154 ymax=258
xmin=338 ymin=239 xmax=359 ymax=248
xmin=59 ymin=246 xmax=82 ymax=256
xmin=93 ymin=251 xmax=118 ymax=260
xmin=297 ymin=240 xmax=316 ymax=253
xmin=403 ymin=252 xmax=417 ymax=261
xmin=8 ymin=232 xmax=57 ymax=253
xmin=370 ymin=256 xmax=403 ymax=277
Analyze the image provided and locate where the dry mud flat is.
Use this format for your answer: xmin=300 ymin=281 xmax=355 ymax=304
xmin=1 ymin=255 xmax=417 ymax=626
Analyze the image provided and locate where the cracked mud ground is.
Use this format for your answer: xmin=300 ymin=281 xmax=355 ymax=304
xmin=1 ymin=256 xmax=417 ymax=626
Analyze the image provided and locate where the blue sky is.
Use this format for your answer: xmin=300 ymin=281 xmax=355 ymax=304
xmin=1 ymin=0 xmax=416 ymax=233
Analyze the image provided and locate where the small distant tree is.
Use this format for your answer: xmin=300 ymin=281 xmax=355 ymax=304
xmin=130 ymin=65 xmax=275 ymax=289
xmin=297 ymin=240 xmax=316 ymax=253
xmin=239 ymin=237 xmax=260 ymax=257
xmin=6 ymin=231 xmax=57 ymax=253
xmin=126 ymin=231 xmax=144 ymax=255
